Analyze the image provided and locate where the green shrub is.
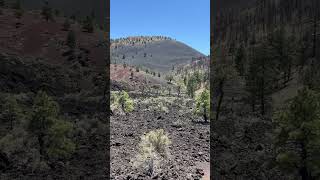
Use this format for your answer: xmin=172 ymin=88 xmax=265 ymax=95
xmin=118 ymin=91 xmax=134 ymax=113
xmin=133 ymin=129 xmax=171 ymax=176
xmin=139 ymin=129 xmax=171 ymax=157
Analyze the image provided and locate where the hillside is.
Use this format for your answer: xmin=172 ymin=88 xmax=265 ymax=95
xmin=111 ymin=36 xmax=205 ymax=72
xmin=5 ymin=0 xmax=107 ymax=26
xmin=211 ymin=0 xmax=320 ymax=179
xmin=110 ymin=35 xmax=210 ymax=179
xmin=0 ymin=8 xmax=106 ymax=71
xmin=0 ymin=7 xmax=109 ymax=179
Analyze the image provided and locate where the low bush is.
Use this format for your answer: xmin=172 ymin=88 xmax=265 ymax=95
xmin=133 ymin=129 xmax=171 ymax=176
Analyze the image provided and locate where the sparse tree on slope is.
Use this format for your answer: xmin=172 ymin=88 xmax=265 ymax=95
xmin=195 ymin=89 xmax=210 ymax=122
xmin=165 ymin=74 xmax=173 ymax=83
xmin=212 ymin=48 xmax=237 ymax=121
xmin=187 ymin=76 xmax=197 ymax=98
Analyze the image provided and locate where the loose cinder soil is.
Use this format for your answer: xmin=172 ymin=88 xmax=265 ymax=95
xmin=110 ymin=95 xmax=210 ymax=180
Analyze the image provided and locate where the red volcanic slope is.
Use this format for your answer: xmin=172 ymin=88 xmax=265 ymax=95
xmin=0 ymin=8 xmax=106 ymax=69
xmin=110 ymin=64 xmax=167 ymax=88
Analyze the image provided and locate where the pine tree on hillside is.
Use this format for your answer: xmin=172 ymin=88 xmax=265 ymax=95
xmin=1 ymin=96 xmax=23 ymax=130
xmin=63 ymin=18 xmax=71 ymax=31
xmin=274 ymin=88 xmax=320 ymax=180
xmin=12 ymin=0 xmax=21 ymax=10
xmin=12 ymin=0 xmax=23 ymax=19
xmin=41 ymin=1 xmax=53 ymax=22
xmin=83 ymin=16 xmax=94 ymax=33
xmin=245 ymin=41 xmax=279 ymax=115
xmin=195 ymin=89 xmax=210 ymax=122
xmin=187 ymin=76 xmax=197 ymax=98
xmin=28 ymin=91 xmax=74 ymax=160
xmin=234 ymin=43 xmax=246 ymax=76
xmin=212 ymin=47 xmax=237 ymax=121
xmin=66 ymin=30 xmax=76 ymax=50
xmin=267 ymin=26 xmax=297 ymax=85
xmin=0 ymin=0 xmax=5 ymax=7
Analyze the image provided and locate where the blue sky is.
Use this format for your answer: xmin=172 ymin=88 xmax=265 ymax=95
xmin=111 ymin=0 xmax=210 ymax=55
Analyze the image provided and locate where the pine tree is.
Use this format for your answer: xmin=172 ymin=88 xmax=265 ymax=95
xmin=63 ymin=18 xmax=71 ymax=31
xmin=41 ymin=1 xmax=53 ymax=22
xmin=212 ymin=47 xmax=237 ymax=121
xmin=66 ymin=30 xmax=76 ymax=50
xmin=0 ymin=0 xmax=5 ymax=7
xmin=187 ymin=76 xmax=197 ymax=98
xmin=12 ymin=0 xmax=21 ymax=10
xmin=28 ymin=91 xmax=74 ymax=160
xmin=165 ymin=75 xmax=173 ymax=83
xmin=1 ymin=96 xmax=23 ymax=130
xmin=234 ymin=43 xmax=246 ymax=76
xmin=195 ymin=89 xmax=210 ymax=122
xmin=267 ymin=26 xmax=297 ymax=85
xmin=13 ymin=0 xmax=23 ymax=19
xmin=118 ymin=91 xmax=134 ymax=113
xmin=83 ymin=16 xmax=94 ymax=33
xmin=274 ymin=88 xmax=320 ymax=180
xmin=245 ymin=41 xmax=279 ymax=115
xmin=301 ymin=59 xmax=320 ymax=91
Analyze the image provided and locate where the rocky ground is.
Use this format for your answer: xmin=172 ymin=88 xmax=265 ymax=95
xmin=110 ymin=93 xmax=210 ymax=180
xmin=210 ymin=84 xmax=294 ymax=180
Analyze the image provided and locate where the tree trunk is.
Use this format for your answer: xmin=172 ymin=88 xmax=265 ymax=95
xmin=10 ymin=115 xmax=13 ymax=130
xmin=252 ymin=98 xmax=255 ymax=112
xmin=261 ymin=91 xmax=265 ymax=115
xmin=216 ymin=80 xmax=224 ymax=121
xmin=203 ymin=104 xmax=208 ymax=123
xmin=299 ymin=166 xmax=311 ymax=180
xmin=38 ymin=134 xmax=45 ymax=160
xmin=313 ymin=15 xmax=317 ymax=58
xmin=300 ymin=142 xmax=313 ymax=180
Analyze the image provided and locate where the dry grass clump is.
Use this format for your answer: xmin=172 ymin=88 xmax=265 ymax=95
xmin=132 ymin=129 xmax=171 ymax=176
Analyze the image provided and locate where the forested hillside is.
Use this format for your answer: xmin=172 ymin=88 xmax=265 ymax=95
xmin=0 ymin=3 xmax=109 ymax=178
xmin=211 ymin=0 xmax=320 ymax=179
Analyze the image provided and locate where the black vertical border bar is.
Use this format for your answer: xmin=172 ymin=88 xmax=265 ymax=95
xmin=105 ymin=0 xmax=110 ymax=178
xmin=210 ymin=0 xmax=214 ymax=179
